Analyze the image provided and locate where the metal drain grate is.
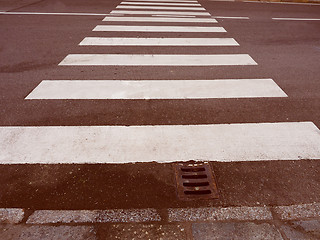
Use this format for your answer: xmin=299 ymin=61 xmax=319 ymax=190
xmin=174 ymin=162 xmax=219 ymax=200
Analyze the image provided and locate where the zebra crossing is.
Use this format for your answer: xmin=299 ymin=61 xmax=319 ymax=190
xmin=1 ymin=0 xmax=320 ymax=164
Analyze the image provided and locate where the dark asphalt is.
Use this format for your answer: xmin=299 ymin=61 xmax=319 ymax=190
xmin=0 ymin=0 xmax=319 ymax=210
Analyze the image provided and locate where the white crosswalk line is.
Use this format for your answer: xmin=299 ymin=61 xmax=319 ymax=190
xmin=59 ymin=54 xmax=257 ymax=66
xmin=110 ymin=10 xmax=211 ymax=16
xmin=151 ymin=14 xmax=195 ymax=17
xmin=25 ymin=79 xmax=287 ymax=99
xmin=103 ymin=16 xmax=217 ymax=22
xmin=124 ymin=0 xmax=198 ymax=2
xmin=12 ymin=0 xmax=317 ymax=166
xmin=79 ymin=37 xmax=239 ymax=46
xmin=93 ymin=25 xmax=225 ymax=32
xmin=116 ymin=5 xmax=206 ymax=10
xmin=1 ymin=122 xmax=320 ymax=164
xmin=272 ymin=18 xmax=320 ymax=21
xmin=120 ymin=2 xmax=202 ymax=6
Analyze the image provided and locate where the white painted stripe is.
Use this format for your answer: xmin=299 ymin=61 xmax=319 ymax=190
xmin=25 ymin=79 xmax=287 ymax=99
xmin=103 ymin=16 xmax=217 ymax=22
xmin=110 ymin=10 xmax=211 ymax=15
xmin=116 ymin=5 xmax=206 ymax=10
xmin=120 ymin=2 xmax=202 ymax=6
xmin=79 ymin=37 xmax=239 ymax=46
xmin=1 ymin=122 xmax=320 ymax=164
xmin=93 ymin=25 xmax=225 ymax=32
xmin=272 ymin=17 xmax=320 ymax=21
xmin=108 ymin=13 xmax=125 ymax=15
xmin=152 ymin=14 xmax=195 ymax=17
xmin=125 ymin=0 xmax=198 ymax=2
xmin=59 ymin=54 xmax=256 ymax=66
xmin=0 ymin=11 xmax=107 ymax=16
xmin=0 ymin=11 xmax=248 ymax=19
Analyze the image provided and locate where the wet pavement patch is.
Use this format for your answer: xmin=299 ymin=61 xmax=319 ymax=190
xmin=0 ymin=160 xmax=320 ymax=209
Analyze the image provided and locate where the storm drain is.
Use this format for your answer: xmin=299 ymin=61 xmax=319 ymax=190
xmin=174 ymin=162 xmax=219 ymax=200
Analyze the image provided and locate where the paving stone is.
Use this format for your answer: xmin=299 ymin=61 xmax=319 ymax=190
xmin=0 ymin=225 xmax=96 ymax=240
xmin=26 ymin=210 xmax=97 ymax=224
xmin=273 ymin=203 xmax=320 ymax=220
xmin=280 ymin=220 xmax=320 ymax=240
xmin=27 ymin=209 xmax=160 ymax=224
xmin=97 ymin=223 xmax=188 ymax=240
xmin=192 ymin=222 xmax=283 ymax=240
xmin=168 ymin=206 xmax=272 ymax=222
xmin=0 ymin=209 xmax=24 ymax=224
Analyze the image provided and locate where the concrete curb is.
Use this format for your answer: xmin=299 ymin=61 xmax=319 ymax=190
xmin=0 ymin=208 xmax=24 ymax=224
xmin=2 ymin=203 xmax=320 ymax=225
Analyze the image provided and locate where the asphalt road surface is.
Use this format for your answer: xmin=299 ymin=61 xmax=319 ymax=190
xmin=0 ymin=0 xmax=320 ymax=211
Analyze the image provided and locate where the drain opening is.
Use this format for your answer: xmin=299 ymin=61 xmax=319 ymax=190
xmin=182 ymin=174 xmax=207 ymax=179
xmin=174 ymin=162 xmax=219 ymax=201
xmin=184 ymin=190 xmax=212 ymax=195
xmin=183 ymin=182 xmax=209 ymax=187
xmin=181 ymin=167 xmax=206 ymax=172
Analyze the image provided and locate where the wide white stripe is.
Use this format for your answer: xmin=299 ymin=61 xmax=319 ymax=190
xmin=59 ymin=54 xmax=257 ymax=66
xmin=152 ymin=14 xmax=195 ymax=17
xmin=1 ymin=122 xmax=320 ymax=164
xmin=79 ymin=37 xmax=239 ymax=46
xmin=110 ymin=10 xmax=211 ymax=15
xmin=272 ymin=18 xmax=320 ymax=21
xmin=93 ymin=25 xmax=225 ymax=32
xmin=120 ymin=2 xmax=201 ymax=6
xmin=25 ymin=79 xmax=287 ymax=99
xmin=0 ymin=11 xmax=107 ymax=16
xmin=103 ymin=16 xmax=217 ymax=22
xmin=116 ymin=5 xmax=206 ymax=10
xmin=125 ymin=0 xmax=198 ymax=2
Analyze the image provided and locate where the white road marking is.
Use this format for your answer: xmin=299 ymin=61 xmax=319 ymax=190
xmin=110 ymin=10 xmax=211 ymax=15
xmin=25 ymin=79 xmax=287 ymax=99
xmin=1 ymin=122 xmax=320 ymax=164
xmin=120 ymin=2 xmax=202 ymax=6
xmin=0 ymin=11 xmax=247 ymax=19
xmin=103 ymin=16 xmax=216 ymax=22
xmin=93 ymin=25 xmax=225 ymax=32
xmin=79 ymin=37 xmax=239 ymax=46
xmin=125 ymin=0 xmax=198 ymax=2
xmin=59 ymin=54 xmax=257 ymax=66
xmin=151 ymin=14 xmax=196 ymax=17
xmin=272 ymin=18 xmax=320 ymax=21
xmin=0 ymin=11 xmax=108 ymax=16
xmin=108 ymin=13 xmax=125 ymax=16
xmin=116 ymin=5 xmax=206 ymax=10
